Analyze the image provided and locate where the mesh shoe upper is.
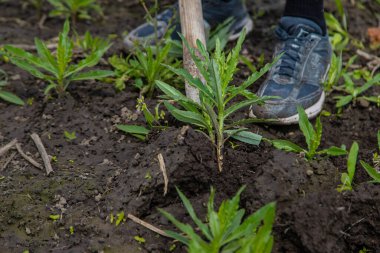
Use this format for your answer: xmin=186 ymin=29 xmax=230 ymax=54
xmin=124 ymin=0 xmax=251 ymax=48
xmin=252 ymin=17 xmax=332 ymax=121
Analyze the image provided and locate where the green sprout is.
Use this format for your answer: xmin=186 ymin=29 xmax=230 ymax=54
xmin=325 ymin=0 xmax=363 ymax=51
xmin=360 ymin=130 xmax=380 ymax=183
xmin=109 ymin=42 xmax=180 ymax=96
xmin=69 ymin=226 xmax=74 ymax=235
xmin=47 ymin=0 xmax=103 ymax=25
xmin=49 ymin=214 xmax=60 ymax=221
xmin=51 ymin=156 xmax=58 ymax=163
xmin=134 ymin=236 xmax=146 ymax=244
xmin=115 ymin=211 xmax=125 ymax=226
xmin=117 ymin=96 xmax=165 ymax=141
xmin=271 ymin=107 xmax=347 ymax=160
xmin=0 ymin=68 xmax=24 ymax=105
xmin=324 ymin=53 xmax=356 ymax=93
xmin=334 ymin=73 xmax=380 ymax=109
xmin=156 ymin=32 xmax=275 ymax=171
xmin=337 ymin=141 xmax=359 ymax=192
xmin=74 ymin=31 xmax=112 ymax=56
xmin=4 ymin=21 xmax=113 ymax=97
xmin=64 ymin=130 xmax=76 ymax=141
xmin=159 ymin=186 xmax=276 ymax=253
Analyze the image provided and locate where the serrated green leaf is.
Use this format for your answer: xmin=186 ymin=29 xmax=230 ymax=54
xmin=116 ymin=125 xmax=149 ymax=138
xmin=321 ymin=146 xmax=347 ymax=156
xmin=360 ymin=160 xmax=380 ymax=183
xmin=297 ymin=106 xmax=315 ymax=151
xmin=70 ymin=70 xmax=114 ymax=81
xmin=271 ymin=139 xmax=304 ymax=153
xmin=335 ymin=95 xmax=353 ymax=107
xmin=225 ymin=130 xmax=262 ymax=146
xmin=0 ymin=90 xmax=24 ymax=105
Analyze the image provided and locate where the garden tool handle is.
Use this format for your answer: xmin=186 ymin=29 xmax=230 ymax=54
xmin=178 ymin=0 xmax=207 ymax=102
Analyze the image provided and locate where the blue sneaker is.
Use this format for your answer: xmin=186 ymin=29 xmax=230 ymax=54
xmin=250 ymin=17 xmax=332 ymax=124
xmin=124 ymin=0 xmax=253 ymax=48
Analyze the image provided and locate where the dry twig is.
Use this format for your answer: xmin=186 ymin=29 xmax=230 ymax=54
xmin=157 ymin=153 xmax=169 ymax=196
xmin=16 ymin=143 xmax=43 ymax=170
xmin=1 ymin=152 xmax=16 ymax=171
xmin=30 ymin=133 xmax=53 ymax=175
xmin=127 ymin=213 xmax=169 ymax=238
xmin=0 ymin=139 xmax=17 ymax=157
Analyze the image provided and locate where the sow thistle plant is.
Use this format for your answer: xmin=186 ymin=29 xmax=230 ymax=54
xmin=337 ymin=141 xmax=359 ymax=192
xmin=4 ymin=21 xmax=113 ymax=96
xmin=360 ymin=130 xmax=380 ymax=183
xmin=156 ymin=32 xmax=275 ymax=171
xmin=159 ymin=186 xmax=276 ymax=253
xmin=270 ymin=107 xmax=347 ymax=160
xmin=0 ymin=68 xmax=24 ymax=105
xmin=48 ymin=0 xmax=103 ymax=25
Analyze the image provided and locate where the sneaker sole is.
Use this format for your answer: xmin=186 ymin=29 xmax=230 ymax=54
xmin=249 ymin=91 xmax=326 ymax=125
xmin=228 ymin=16 xmax=254 ymax=41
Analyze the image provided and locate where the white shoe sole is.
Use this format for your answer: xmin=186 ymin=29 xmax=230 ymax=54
xmin=228 ymin=17 xmax=254 ymax=41
xmin=249 ymin=92 xmax=326 ymax=125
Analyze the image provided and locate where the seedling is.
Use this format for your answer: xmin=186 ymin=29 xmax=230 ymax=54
xmin=115 ymin=211 xmax=125 ymax=226
xmin=157 ymin=32 xmax=275 ymax=171
xmin=49 ymin=214 xmax=60 ymax=220
xmin=75 ymin=31 xmax=112 ymax=56
xmin=51 ymin=156 xmax=58 ymax=163
xmin=324 ymin=53 xmax=356 ymax=92
xmin=360 ymin=130 xmax=380 ymax=183
xmin=134 ymin=236 xmax=146 ymax=244
xmin=325 ymin=0 xmax=363 ymax=51
xmin=109 ymin=42 xmax=180 ymax=96
xmin=117 ymin=97 xmax=165 ymax=140
xmin=64 ymin=130 xmax=76 ymax=141
xmin=337 ymin=141 xmax=359 ymax=192
xmin=334 ymin=73 xmax=380 ymax=108
xmin=69 ymin=226 xmax=74 ymax=235
xmin=4 ymin=21 xmax=113 ymax=96
xmin=159 ymin=186 xmax=276 ymax=253
xmin=271 ymin=107 xmax=347 ymax=160
xmin=48 ymin=0 xmax=103 ymax=25
xmin=0 ymin=68 xmax=24 ymax=105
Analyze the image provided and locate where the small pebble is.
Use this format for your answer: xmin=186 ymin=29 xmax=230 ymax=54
xmin=95 ymin=194 xmax=102 ymax=202
xmin=358 ymin=98 xmax=370 ymax=108
xmin=306 ymin=169 xmax=314 ymax=176
xmin=25 ymin=227 xmax=31 ymax=235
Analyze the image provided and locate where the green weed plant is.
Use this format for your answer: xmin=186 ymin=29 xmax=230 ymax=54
xmin=271 ymin=107 xmax=347 ymax=160
xmin=5 ymin=21 xmax=113 ymax=96
xmin=156 ymin=32 xmax=275 ymax=171
xmin=159 ymin=186 xmax=276 ymax=253
xmin=337 ymin=141 xmax=359 ymax=192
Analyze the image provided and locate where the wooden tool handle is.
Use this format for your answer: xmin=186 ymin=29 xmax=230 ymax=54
xmin=179 ymin=0 xmax=207 ymax=102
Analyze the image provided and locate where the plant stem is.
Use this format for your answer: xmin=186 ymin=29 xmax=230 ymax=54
xmin=216 ymin=142 xmax=223 ymax=172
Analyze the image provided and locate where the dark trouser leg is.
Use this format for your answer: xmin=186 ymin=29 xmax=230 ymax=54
xmin=283 ymin=0 xmax=326 ymax=35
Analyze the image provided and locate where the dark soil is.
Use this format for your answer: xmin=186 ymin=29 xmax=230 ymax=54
xmin=1 ymin=0 xmax=380 ymax=253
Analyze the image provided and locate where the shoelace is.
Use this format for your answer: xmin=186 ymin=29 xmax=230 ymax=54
xmin=275 ymin=27 xmax=310 ymax=78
